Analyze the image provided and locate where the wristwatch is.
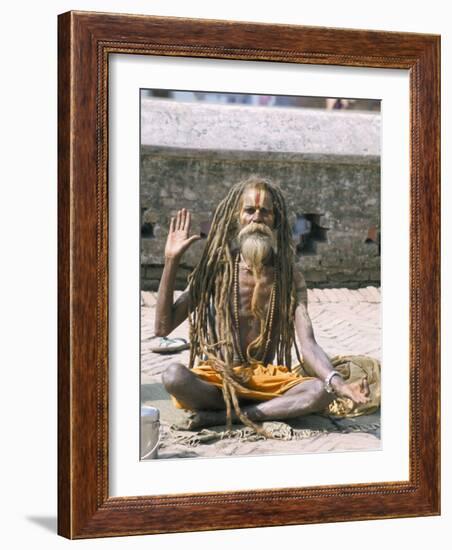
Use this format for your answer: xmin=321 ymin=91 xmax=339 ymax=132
xmin=324 ymin=370 xmax=343 ymax=394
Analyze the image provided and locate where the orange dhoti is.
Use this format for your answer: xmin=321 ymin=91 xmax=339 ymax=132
xmin=170 ymin=355 xmax=381 ymax=418
xmin=171 ymin=361 xmax=314 ymax=410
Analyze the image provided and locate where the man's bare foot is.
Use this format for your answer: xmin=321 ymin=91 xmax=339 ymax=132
xmin=177 ymin=410 xmax=229 ymax=430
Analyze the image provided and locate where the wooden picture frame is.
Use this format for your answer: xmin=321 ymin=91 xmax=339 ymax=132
xmin=58 ymin=11 xmax=440 ymax=538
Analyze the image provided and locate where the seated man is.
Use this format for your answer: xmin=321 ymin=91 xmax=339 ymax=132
xmin=155 ymin=175 xmax=373 ymax=432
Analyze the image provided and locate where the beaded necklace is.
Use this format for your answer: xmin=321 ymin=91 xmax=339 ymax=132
xmin=233 ymin=254 xmax=277 ymax=364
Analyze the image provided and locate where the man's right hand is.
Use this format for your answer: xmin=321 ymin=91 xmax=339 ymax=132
xmin=165 ymin=208 xmax=201 ymax=260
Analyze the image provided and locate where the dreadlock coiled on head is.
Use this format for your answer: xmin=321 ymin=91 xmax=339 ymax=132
xmin=187 ymin=175 xmax=303 ymax=435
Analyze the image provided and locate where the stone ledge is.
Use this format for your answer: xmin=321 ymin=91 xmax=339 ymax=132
xmin=141 ymin=145 xmax=380 ymax=166
xmin=141 ymin=98 xmax=380 ymax=156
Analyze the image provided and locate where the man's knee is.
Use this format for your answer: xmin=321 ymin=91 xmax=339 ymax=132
xmin=162 ymin=363 xmax=192 ymax=394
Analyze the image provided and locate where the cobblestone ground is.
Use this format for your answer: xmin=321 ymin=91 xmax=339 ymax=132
xmin=141 ymin=287 xmax=381 ymax=459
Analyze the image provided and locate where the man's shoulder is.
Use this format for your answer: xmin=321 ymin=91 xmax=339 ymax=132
xmin=293 ymin=264 xmax=307 ymax=286
xmin=293 ymin=264 xmax=308 ymax=307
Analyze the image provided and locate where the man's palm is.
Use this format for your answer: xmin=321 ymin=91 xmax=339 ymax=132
xmin=165 ymin=208 xmax=200 ymax=259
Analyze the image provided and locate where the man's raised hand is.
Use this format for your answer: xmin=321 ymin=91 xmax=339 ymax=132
xmin=164 ymin=209 xmax=201 ymax=260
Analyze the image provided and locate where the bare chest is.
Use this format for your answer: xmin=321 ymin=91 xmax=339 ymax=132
xmin=232 ymin=266 xmax=278 ymax=342
xmin=236 ymin=269 xmax=274 ymax=317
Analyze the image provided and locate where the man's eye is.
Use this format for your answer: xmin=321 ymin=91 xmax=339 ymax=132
xmin=245 ymin=208 xmax=255 ymax=214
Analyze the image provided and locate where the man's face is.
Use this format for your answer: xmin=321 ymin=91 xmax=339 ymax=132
xmin=237 ymin=187 xmax=277 ymax=270
xmin=239 ymin=187 xmax=275 ymax=229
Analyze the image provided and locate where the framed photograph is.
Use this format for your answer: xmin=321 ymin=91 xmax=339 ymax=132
xmin=138 ymin=88 xmax=383 ymax=463
xmin=58 ymin=11 xmax=440 ymax=538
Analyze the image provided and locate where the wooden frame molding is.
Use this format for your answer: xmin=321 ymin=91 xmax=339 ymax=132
xmin=58 ymin=11 xmax=440 ymax=538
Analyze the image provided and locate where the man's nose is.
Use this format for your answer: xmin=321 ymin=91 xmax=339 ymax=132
xmin=252 ymin=209 xmax=264 ymax=222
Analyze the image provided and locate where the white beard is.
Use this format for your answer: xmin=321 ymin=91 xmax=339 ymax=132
xmin=238 ymin=223 xmax=277 ymax=275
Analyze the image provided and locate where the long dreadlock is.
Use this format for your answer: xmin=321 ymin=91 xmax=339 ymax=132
xmin=187 ymin=175 xmax=303 ymax=434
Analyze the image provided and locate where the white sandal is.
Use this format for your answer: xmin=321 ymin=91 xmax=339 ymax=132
xmin=149 ymin=336 xmax=190 ymax=354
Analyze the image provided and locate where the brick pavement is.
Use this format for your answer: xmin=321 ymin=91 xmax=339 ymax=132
xmin=140 ymin=287 xmax=381 ymax=458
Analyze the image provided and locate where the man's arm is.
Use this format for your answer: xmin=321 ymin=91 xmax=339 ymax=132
xmin=294 ymin=268 xmax=370 ymax=404
xmin=154 ymin=209 xmax=201 ymax=337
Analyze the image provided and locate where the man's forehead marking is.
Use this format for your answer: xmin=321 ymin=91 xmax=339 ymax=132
xmin=255 ymin=189 xmax=261 ymax=207
xmin=243 ymin=187 xmax=270 ymax=208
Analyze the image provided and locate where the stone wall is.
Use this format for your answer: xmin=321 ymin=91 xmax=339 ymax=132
xmin=140 ymin=99 xmax=380 ymax=290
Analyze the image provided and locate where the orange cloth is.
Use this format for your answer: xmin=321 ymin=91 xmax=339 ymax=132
xmin=171 ymin=361 xmax=313 ymax=410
